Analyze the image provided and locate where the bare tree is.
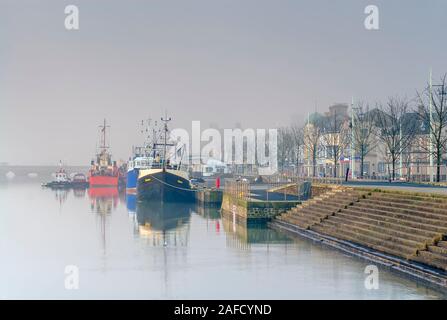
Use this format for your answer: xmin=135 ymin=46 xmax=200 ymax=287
xmin=375 ymin=97 xmax=417 ymax=181
xmin=303 ymin=118 xmax=323 ymax=177
xmin=321 ymin=110 xmax=351 ymax=177
xmin=351 ymin=102 xmax=378 ymax=178
xmin=416 ymin=73 xmax=447 ymax=182
xmin=289 ymin=124 xmax=304 ymax=175
xmin=277 ymin=127 xmax=293 ymax=172
xmin=402 ymin=138 xmax=417 ymax=181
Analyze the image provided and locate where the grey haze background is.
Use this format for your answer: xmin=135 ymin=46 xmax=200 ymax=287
xmin=1 ymin=0 xmax=446 ymax=165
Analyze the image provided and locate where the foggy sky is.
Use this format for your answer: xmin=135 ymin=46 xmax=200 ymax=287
xmin=1 ymin=0 xmax=447 ymax=165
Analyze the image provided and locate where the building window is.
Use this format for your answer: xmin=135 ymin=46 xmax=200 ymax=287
xmin=378 ymin=162 xmax=385 ymax=173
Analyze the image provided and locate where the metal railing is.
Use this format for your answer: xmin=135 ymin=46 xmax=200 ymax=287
xmin=224 ymin=176 xmax=312 ymax=201
xmin=224 ymin=179 xmax=251 ymax=200
xmin=264 ymin=174 xmax=343 ymax=186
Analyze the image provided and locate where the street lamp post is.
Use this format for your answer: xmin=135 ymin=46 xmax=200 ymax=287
xmin=350 ymin=97 xmax=355 ymax=180
xmin=399 ymin=121 xmax=403 ymax=179
xmin=428 ymin=69 xmax=447 ymax=183
xmin=307 ymin=112 xmax=311 ymax=177
xmin=429 ymin=68 xmax=434 ymax=183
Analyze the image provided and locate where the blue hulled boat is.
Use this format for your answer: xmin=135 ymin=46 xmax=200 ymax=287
xmin=126 ymin=118 xmax=161 ymax=194
xmin=127 ymin=155 xmax=153 ymax=194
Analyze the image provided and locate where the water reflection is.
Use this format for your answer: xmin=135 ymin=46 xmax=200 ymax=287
xmin=88 ymin=188 xmax=119 ymax=215
xmin=221 ymin=211 xmax=291 ymax=250
xmin=73 ymin=187 xmax=87 ymax=198
xmin=53 ymin=188 xmax=69 ymax=208
xmin=194 ymin=205 xmax=222 ymax=235
xmin=194 ymin=205 xmax=221 ymax=220
xmin=87 ymin=187 xmax=120 ymax=258
xmin=135 ymin=201 xmax=193 ymax=247
xmin=1 ymin=183 xmax=445 ymax=298
xmin=126 ymin=193 xmax=137 ymax=215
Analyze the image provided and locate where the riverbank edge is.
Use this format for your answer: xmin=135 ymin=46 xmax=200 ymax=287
xmin=269 ymin=219 xmax=447 ymax=292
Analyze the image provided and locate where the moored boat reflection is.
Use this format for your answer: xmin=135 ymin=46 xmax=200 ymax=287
xmin=73 ymin=187 xmax=87 ymax=198
xmin=126 ymin=193 xmax=137 ymax=215
xmin=88 ymin=187 xmax=119 ymax=215
xmin=135 ymin=201 xmax=193 ymax=247
xmin=221 ymin=212 xmax=291 ymax=249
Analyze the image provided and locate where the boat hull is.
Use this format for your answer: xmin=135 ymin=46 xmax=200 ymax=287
xmin=126 ymin=168 xmax=139 ymax=193
xmin=42 ymin=181 xmax=72 ymax=189
xmin=137 ymin=169 xmax=194 ymax=203
xmin=136 ymin=200 xmax=193 ymax=232
xmin=126 ymin=193 xmax=137 ymax=214
xmin=88 ymin=187 xmax=119 ymax=198
xmin=72 ymin=181 xmax=89 ymax=188
xmin=89 ymin=175 xmax=119 ymax=188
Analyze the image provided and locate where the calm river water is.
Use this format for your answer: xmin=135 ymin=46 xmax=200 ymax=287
xmin=0 ymin=181 xmax=446 ymax=299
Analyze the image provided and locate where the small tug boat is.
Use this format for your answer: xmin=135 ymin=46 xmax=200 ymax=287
xmin=89 ymin=119 xmax=122 ymax=188
xmin=71 ymin=173 xmax=89 ymax=188
xmin=42 ymin=163 xmax=71 ymax=188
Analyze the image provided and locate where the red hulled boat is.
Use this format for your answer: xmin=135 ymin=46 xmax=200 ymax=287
xmin=89 ymin=119 xmax=121 ymax=188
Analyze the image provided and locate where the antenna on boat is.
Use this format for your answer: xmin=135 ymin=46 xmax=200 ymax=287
xmin=161 ymin=112 xmax=171 ymax=171
xmin=99 ymin=118 xmax=110 ymax=151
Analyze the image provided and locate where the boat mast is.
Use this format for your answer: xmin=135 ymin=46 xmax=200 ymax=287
xmin=100 ymin=118 xmax=109 ymax=151
xmin=97 ymin=118 xmax=110 ymax=166
xmin=161 ymin=113 xmax=171 ymax=171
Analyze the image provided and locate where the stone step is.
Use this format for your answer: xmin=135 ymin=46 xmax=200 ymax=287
xmin=289 ymin=205 xmax=330 ymax=217
xmin=428 ymin=245 xmax=447 ymax=256
xmin=438 ymin=241 xmax=447 ymax=249
xmin=353 ymin=203 xmax=447 ymax=226
xmin=415 ymin=251 xmax=447 ymax=271
xmin=353 ymin=206 xmax=447 ymax=227
xmin=342 ymin=207 xmax=447 ymax=232
xmin=287 ymin=211 xmax=327 ymax=223
xmin=356 ymin=201 xmax=447 ymax=221
xmin=360 ymin=198 xmax=447 ymax=216
xmin=310 ymin=224 xmax=416 ymax=259
xmin=370 ymin=193 xmax=447 ymax=208
xmin=320 ymin=219 xmax=425 ymax=250
xmin=336 ymin=210 xmax=444 ymax=238
xmin=297 ymin=195 xmax=333 ymax=207
xmin=306 ymin=190 xmax=360 ymax=206
xmin=297 ymin=207 xmax=334 ymax=218
xmin=313 ymin=195 xmax=333 ymax=201
xmin=318 ymin=197 xmax=360 ymax=207
xmin=281 ymin=214 xmax=320 ymax=229
xmin=411 ymin=255 xmax=447 ymax=271
xmin=279 ymin=217 xmax=308 ymax=229
xmin=328 ymin=215 xmax=435 ymax=244
xmin=310 ymin=202 xmax=347 ymax=213
xmin=372 ymin=191 xmax=447 ymax=202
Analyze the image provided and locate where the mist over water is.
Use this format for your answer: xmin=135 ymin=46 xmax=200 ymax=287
xmin=1 ymin=1 xmax=447 ymax=165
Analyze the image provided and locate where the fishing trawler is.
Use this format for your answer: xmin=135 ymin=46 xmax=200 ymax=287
xmin=137 ymin=115 xmax=194 ymax=203
xmin=89 ymin=119 xmax=121 ymax=188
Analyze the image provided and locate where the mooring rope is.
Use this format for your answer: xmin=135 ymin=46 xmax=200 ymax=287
xmin=148 ymin=174 xmax=202 ymax=192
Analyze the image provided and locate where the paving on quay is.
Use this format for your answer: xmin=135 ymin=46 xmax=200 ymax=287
xmin=342 ymin=181 xmax=447 ymax=194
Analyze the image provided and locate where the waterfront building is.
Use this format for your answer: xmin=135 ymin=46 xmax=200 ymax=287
xmin=298 ymin=104 xmax=447 ymax=181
